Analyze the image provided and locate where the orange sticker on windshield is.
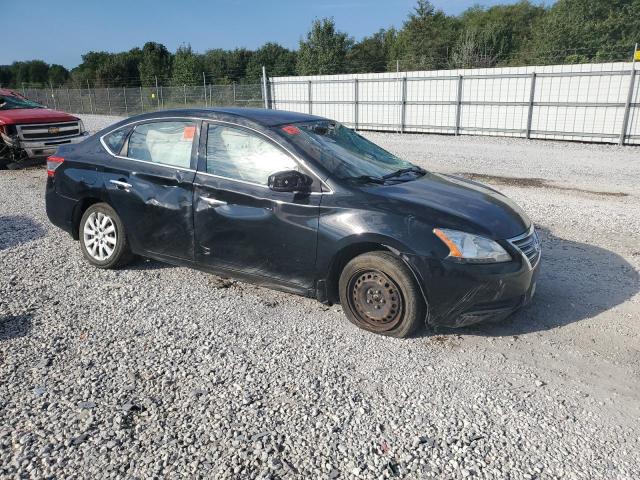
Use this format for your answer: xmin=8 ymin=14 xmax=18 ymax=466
xmin=183 ymin=126 xmax=196 ymax=140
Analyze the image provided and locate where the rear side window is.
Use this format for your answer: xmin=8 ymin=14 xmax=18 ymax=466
xmin=127 ymin=121 xmax=196 ymax=168
xmin=206 ymin=124 xmax=298 ymax=185
xmin=103 ymin=127 xmax=130 ymax=155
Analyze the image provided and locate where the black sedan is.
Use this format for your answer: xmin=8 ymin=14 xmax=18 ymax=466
xmin=45 ymin=108 xmax=540 ymax=337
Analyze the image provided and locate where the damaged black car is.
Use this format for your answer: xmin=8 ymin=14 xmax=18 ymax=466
xmin=45 ymin=108 xmax=540 ymax=337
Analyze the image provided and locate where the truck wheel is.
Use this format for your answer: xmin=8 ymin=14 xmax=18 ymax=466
xmin=339 ymin=251 xmax=426 ymax=338
xmin=0 ymin=145 xmax=11 ymax=170
xmin=79 ymin=203 xmax=133 ymax=269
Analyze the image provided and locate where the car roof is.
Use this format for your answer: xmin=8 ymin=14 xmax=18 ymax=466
xmin=143 ymin=107 xmax=328 ymax=127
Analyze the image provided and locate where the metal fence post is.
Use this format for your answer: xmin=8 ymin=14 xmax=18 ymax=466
xmin=619 ymin=44 xmax=638 ymax=146
xmin=261 ymin=66 xmax=270 ymax=109
xmin=400 ymin=76 xmax=407 ymax=133
xmin=183 ymin=84 xmax=187 ymax=106
xmin=123 ymin=87 xmax=128 ymax=115
xmin=233 ymin=82 xmax=237 ymax=105
xmin=86 ymin=80 xmax=94 ymax=114
xmin=140 ymin=86 xmax=145 ymax=112
xmin=454 ymin=75 xmax=463 ymax=136
xmin=526 ymin=72 xmax=537 ymax=139
xmin=107 ymin=87 xmax=112 ymax=115
xmin=202 ymin=73 xmax=207 ymax=107
xmin=353 ymin=78 xmax=359 ymax=130
xmin=49 ymin=83 xmax=56 ymax=110
xmin=156 ymin=76 xmax=161 ymax=109
xmin=308 ymin=80 xmax=313 ymax=114
xmin=67 ymin=88 xmax=71 ymax=112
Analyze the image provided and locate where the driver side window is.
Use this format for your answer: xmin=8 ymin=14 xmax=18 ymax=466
xmin=205 ymin=124 xmax=298 ymax=185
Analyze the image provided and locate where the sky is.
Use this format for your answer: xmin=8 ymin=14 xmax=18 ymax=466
xmin=2 ymin=0 xmax=550 ymax=69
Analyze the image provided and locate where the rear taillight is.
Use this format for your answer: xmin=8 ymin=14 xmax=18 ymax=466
xmin=46 ymin=156 xmax=64 ymax=177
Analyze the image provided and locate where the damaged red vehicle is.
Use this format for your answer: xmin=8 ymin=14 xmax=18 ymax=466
xmin=0 ymin=89 xmax=87 ymax=169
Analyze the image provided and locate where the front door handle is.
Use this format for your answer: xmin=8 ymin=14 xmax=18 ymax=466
xmin=201 ymin=197 xmax=227 ymax=206
xmin=110 ymin=179 xmax=132 ymax=190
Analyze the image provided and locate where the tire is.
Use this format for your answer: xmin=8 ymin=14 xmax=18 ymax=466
xmin=79 ymin=203 xmax=133 ymax=269
xmin=339 ymin=251 xmax=426 ymax=338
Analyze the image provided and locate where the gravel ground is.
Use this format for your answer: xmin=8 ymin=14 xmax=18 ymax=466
xmin=1 ymin=114 xmax=639 ymax=479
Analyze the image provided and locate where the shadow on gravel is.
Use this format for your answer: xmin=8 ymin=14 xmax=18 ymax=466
xmin=0 ymin=215 xmax=45 ymax=251
xmin=0 ymin=314 xmax=33 ymax=341
xmin=127 ymin=258 xmax=174 ymax=271
xmin=450 ymin=227 xmax=639 ymax=337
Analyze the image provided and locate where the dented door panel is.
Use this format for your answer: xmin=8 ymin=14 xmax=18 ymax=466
xmin=101 ymin=156 xmax=196 ymax=259
xmin=193 ymin=173 xmax=320 ymax=288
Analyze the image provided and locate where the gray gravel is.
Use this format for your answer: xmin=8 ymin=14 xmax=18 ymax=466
xmin=1 ymin=114 xmax=639 ymax=479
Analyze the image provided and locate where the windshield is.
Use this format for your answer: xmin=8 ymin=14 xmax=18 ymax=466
xmin=279 ymin=121 xmax=423 ymax=183
xmin=0 ymin=95 xmax=43 ymax=110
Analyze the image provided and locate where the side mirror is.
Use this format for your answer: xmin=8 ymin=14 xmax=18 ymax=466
xmin=268 ymin=170 xmax=313 ymax=193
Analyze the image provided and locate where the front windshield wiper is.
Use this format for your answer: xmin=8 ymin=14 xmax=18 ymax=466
xmin=382 ymin=166 xmax=426 ymax=180
xmin=349 ymin=175 xmax=386 ymax=185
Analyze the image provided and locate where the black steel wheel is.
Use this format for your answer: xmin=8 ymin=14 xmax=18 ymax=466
xmin=339 ymin=251 xmax=426 ymax=338
xmin=347 ymin=270 xmax=404 ymax=333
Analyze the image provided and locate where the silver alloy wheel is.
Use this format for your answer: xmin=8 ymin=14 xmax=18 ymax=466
xmin=83 ymin=211 xmax=117 ymax=261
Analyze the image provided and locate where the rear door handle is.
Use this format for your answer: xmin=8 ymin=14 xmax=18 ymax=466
xmin=201 ymin=197 xmax=227 ymax=206
xmin=110 ymin=179 xmax=132 ymax=190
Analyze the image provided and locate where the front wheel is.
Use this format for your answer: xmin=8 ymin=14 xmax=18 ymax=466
xmin=79 ymin=203 xmax=133 ymax=269
xmin=338 ymin=251 xmax=426 ymax=338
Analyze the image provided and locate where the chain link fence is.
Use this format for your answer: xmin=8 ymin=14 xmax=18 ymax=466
xmin=21 ymin=83 xmax=264 ymax=116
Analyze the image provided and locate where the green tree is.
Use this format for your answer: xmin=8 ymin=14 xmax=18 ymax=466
xmin=245 ymin=42 xmax=297 ymax=82
xmin=10 ymin=62 xmax=30 ymax=87
xmin=171 ymin=44 xmax=203 ymax=86
xmin=48 ymin=64 xmax=69 ymax=86
xmin=139 ymin=42 xmax=172 ymax=87
xmin=0 ymin=65 xmax=14 ymax=88
xmin=95 ymin=49 xmax=142 ymax=87
xmin=203 ymin=49 xmax=231 ymax=83
xmin=26 ymin=60 xmax=49 ymax=86
xmin=70 ymin=51 xmax=111 ymax=86
xmin=451 ymin=1 xmax=545 ymax=68
xmin=347 ymin=29 xmax=397 ymax=73
xmin=522 ymin=0 xmax=640 ymax=65
xmin=296 ymin=18 xmax=353 ymax=75
xmin=390 ymin=0 xmax=460 ymax=71
xmin=225 ymin=49 xmax=254 ymax=83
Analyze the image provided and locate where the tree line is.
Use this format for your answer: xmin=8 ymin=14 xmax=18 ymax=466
xmin=2 ymin=0 xmax=638 ymax=89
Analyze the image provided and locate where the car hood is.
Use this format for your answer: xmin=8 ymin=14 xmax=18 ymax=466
xmin=0 ymin=108 xmax=79 ymax=126
xmin=367 ymin=172 xmax=531 ymax=239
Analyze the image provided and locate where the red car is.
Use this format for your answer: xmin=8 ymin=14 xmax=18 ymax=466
xmin=0 ymin=88 xmax=87 ymax=169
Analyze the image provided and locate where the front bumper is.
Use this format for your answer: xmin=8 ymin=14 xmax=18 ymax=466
xmin=408 ymin=252 xmax=540 ymax=328
xmin=1 ymin=131 xmax=88 ymax=159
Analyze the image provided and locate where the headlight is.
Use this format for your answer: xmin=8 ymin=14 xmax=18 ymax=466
xmin=78 ymin=120 xmax=86 ymax=134
xmin=433 ymin=228 xmax=511 ymax=263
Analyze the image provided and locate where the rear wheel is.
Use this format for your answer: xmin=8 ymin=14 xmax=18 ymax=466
xmin=79 ymin=203 xmax=133 ymax=269
xmin=339 ymin=251 xmax=426 ymax=338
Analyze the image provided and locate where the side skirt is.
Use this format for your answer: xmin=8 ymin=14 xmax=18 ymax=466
xmin=132 ymin=249 xmax=316 ymax=299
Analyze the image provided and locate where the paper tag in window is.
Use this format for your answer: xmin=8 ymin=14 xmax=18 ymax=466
xmin=183 ymin=126 xmax=196 ymax=140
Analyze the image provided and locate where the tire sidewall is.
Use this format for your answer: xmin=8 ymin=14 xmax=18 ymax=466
xmin=79 ymin=203 xmax=127 ymax=269
xmin=339 ymin=251 xmax=425 ymax=338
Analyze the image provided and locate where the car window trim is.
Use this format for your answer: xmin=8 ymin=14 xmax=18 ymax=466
xmin=201 ymin=120 xmax=324 ymax=193
xmin=99 ymin=116 xmax=332 ymax=194
xmin=99 ymin=118 xmax=201 ymax=172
